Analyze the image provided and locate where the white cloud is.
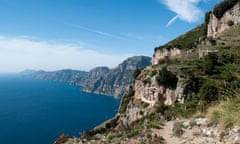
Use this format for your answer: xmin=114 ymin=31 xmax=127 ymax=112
xmin=0 ymin=36 xmax=131 ymax=72
xmin=166 ymin=15 xmax=179 ymax=27
xmin=161 ymin=0 xmax=204 ymax=26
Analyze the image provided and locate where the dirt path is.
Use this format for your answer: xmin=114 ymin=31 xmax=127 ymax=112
xmin=153 ymin=119 xmax=221 ymax=144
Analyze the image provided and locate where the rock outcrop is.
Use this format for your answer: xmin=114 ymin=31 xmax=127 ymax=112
xmin=134 ymin=77 xmax=187 ymax=106
xmin=152 ymin=48 xmax=181 ymax=65
xmin=207 ymin=1 xmax=240 ymax=37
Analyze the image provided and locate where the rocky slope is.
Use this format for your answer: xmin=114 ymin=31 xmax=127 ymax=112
xmin=82 ymin=56 xmax=151 ymax=97
xmin=58 ymin=1 xmax=240 ymax=144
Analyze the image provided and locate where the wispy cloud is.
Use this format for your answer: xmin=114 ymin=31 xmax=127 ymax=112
xmin=166 ymin=15 xmax=179 ymax=27
xmin=0 ymin=36 xmax=131 ymax=72
xmin=160 ymin=0 xmax=205 ymax=26
xmin=67 ymin=24 xmax=127 ymax=40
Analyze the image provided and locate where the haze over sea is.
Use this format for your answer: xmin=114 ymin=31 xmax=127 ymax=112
xmin=0 ymin=74 xmax=120 ymax=144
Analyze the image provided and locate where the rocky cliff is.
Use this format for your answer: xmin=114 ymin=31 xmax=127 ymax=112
xmin=207 ymin=1 xmax=240 ymax=37
xmin=152 ymin=48 xmax=181 ymax=65
xmin=82 ymin=56 xmax=151 ymax=97
xmin=73 ymin=66 xmax=110 ymax=86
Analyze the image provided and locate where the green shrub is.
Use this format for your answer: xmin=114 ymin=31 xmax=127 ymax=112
xmin=155 ymin=102 xmax=168 ymax=114
xmin=205 ymin=11 xmax=211 ymax=24
xmin=208 ymin=37 xmax=217 ymax=46
xmin=142 ymin=101 xmax=150 ymax=108
xmin=199 ymin=80 xmax=219 ymax=104
xmin=156 ymin=67 xmax=178 ymax=89
xmin=227 ymin=20 xmax=234 ymax=26
xmin=150 ymin=70 xmax=158 ymax=77
xmin=127 ymin=129 xmax=140 ymax=138
xmin=202 ymin=53 xmax=219 ymax=75
xmin=133 ymin=68 xmax=142 ymax=79
xmin=219 ymin=52 xmax=235 ymax=64
xmin=119 ymin=87 xmax=135 ymax=113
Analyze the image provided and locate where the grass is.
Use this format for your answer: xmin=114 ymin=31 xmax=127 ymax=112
xmin=207 ymin=96 xmax=240 ymax=129
xmin=155 ymin=24 xmax=206 ymax=51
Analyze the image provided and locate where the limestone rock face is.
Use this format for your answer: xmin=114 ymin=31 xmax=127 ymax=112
xmin=134 ymin=77 xmax=187 ymax=106
xmin=207 ymin=2 xmax=240 ymax=37
xmin=152 ymin=48 xmax=181 ymax=65
xmin=82 ymin=56 xmax=151 ymax=97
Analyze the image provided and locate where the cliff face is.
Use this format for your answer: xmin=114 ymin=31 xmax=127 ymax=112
xmin=152 ymin=48 xmax=181 ymax=65
xmin=82 ymin=56 xmax=151 ymax=97
xmin=134 ymin=77 xmax=187 ymax=106
xmin=74 ymin=66 xmax=110 ymax=86
xmin=207 ymin=2 xmax=240 ymax=37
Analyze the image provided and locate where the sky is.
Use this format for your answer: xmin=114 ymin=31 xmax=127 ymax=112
xmin=0 ymin=0 xmax=222 ymax=72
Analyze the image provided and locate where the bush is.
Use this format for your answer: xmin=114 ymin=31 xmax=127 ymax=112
xmin=205 ymin=11 xmax=211 ymax=24
xmin=156 ymin=67 xmax=178 ymax=89
xmin=202 ymin=53 xmax=219 ymax=75
xmin=219 ymin=52 xmax=234 ymax=64
xmin=155 ymin=102 xmax=168 ymax=114
xmin=199 ymin=81 xmax=219 ymax=104
xmin=207 ymin=97 xmax=240 ymax=129
xmin=127 ymin=129 xmax=140 ymax=138
xmin=119 ymin=87 xmax=135 ymax=113
xmin=227 ymin=20 xmax=234 ymax=26
xmin=150 ymin=70 xmax=158 ymax=77
xmin=208 ymin=37 xmax=217 ymax=46
xmin=133 ymin=68 xmax=142 ymax=79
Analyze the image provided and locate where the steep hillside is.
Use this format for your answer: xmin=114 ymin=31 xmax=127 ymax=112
xmin=73 ymin=66 xmax=110 ymax=86
xmin=82 ymin=56 xmax=151 ymax=97
xmin=58 ymin=1 xmax=240 ymax=144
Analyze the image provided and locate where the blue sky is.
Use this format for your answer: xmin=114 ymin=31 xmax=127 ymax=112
xmin=0 ymin=0 xmax=222 ymax=72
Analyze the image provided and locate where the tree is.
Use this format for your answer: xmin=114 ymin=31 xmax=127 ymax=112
xmin=199 ymin=81 xmax=219 ymax=104
xmin=133 ymin=68 xmax=142 ymax=79
xmin=156 ymin=67 xmax=178 ymax=88
xmin=203 ymin=53 xmax=218 ymax=75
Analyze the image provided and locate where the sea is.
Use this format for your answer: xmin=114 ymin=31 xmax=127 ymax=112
xmin=0 ymin=74 xmax=121 ymax=144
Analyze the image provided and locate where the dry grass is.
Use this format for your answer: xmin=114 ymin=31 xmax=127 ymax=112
xmin=207 ymin=97 xmax=240 ymax=129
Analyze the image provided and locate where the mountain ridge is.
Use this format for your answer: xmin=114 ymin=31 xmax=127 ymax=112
xmin=23 ymin=56 xmax=151 ymax=97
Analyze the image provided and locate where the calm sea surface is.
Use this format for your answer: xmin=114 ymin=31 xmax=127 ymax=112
xmin=0 ymin=74 xmax=120 ymax=144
